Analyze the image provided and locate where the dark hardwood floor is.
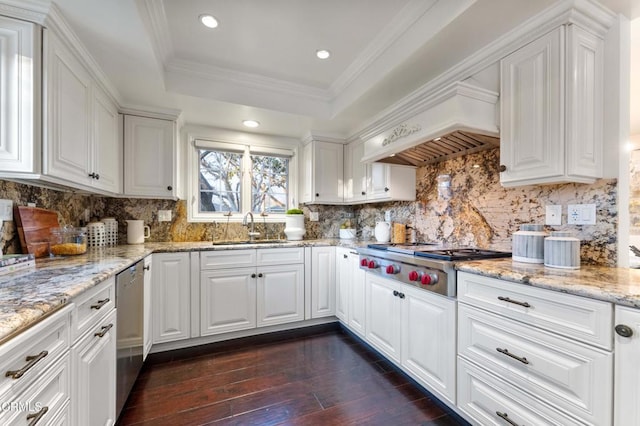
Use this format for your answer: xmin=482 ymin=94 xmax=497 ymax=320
xmin=117 ymin=326 xmax=469 ymax=425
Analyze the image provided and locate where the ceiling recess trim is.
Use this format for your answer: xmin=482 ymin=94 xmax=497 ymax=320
xmin=136 ymin=0 xmax=174 ymax=70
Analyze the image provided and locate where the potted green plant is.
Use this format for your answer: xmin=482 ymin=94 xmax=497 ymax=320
xmin=284 ymin=208 xmax=305 ymax=240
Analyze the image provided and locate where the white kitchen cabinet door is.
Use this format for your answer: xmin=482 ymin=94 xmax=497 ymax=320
xmin=0 ymin=16 xmax=38 ymax=174
xmin=348 ymin=253 xmax=366 ymax=337
xmin=345 ymin=142 xmax=367 ymax=203
xmin=367 ymin=162 xmax=391 ymax=200
xmin=200 ymin=267 xmax=256 ymax=336
xmin=299 ymin=140 xmax=344 ymax=204
xmin=143 ymin=255 xmax=152 ymax=360
xmin=311 ymin=247 xmax=336 ymax=318
xmin=401 ymin=285 xmax=456 ymax=404
xmin=365 ymin=273 xmax=402 ymax=363
xmin=71 ymin=309 xmax=116 ymax=426
xmin=257 ymin=264 xmax=304 ymax=327
xmin=124 ymin=115 xmax=176 ymax=199
xmin=44 ymin=30 xmax=92 ymax=186
xmin=335 ymin=248 xmax=351 ymax=323
xmin=500 ymin=25 xmax=603 ymax=186
xmin=614 ymin=305 xmax=640 ymax=426
xmin=91 ymin=85 xmax=121 ymax=193
xmin=152 ymin=253 xmax=191 ymax=343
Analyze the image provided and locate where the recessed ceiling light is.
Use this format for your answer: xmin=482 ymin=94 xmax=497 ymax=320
xmin=242 ymin=120 xmax=260 ymax=128
xmin=316 ymin=49 xmax=331 ymax=59
xmin=199 ymin=14 xmax=218 ymax=29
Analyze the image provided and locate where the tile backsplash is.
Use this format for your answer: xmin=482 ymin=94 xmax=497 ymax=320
xmin=0 ymin=148 xmax=618 ymax=265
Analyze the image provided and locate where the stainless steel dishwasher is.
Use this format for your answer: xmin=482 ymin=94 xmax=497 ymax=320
xmin=115 ymin=260 xmax=144 ymax=418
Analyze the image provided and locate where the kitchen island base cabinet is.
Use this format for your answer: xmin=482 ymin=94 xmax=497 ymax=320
xmin=152 ymin=252 xmax=192 ymax=344
xmin=365 ymin=273 xmax=456 ymax=404
xmin=614 ymin=305 xmax=640 ymax=426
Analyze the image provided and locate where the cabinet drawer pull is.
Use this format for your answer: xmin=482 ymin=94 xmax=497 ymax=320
xmin=91 ymin=298 xmax=110 ymax=310
xmin=26 ymin=406 xmax=48 ymax=426
xmin=95 ymin=323 xmax=114 ymax=338
xmin=497 ymin=296 xmax=531 ymax=308
xmin=343 ymin=254 xmax=348 ymax=258
xmin=398 ymin=292 xmax=405 ymax=299
xmin=615 ymin=324 xmax=634 ymax=338
xmin=496 ymin=347 xmax=529 ymax=365
xmin=143 ymin=265 xmax=150 ymax=271
xmin=6 ymin=351 xmax=48 ymax=379
xmin=393 ymin=290 xmax=399 ymax=297
xmin=496 ymin=411 xmax=520 ymax=426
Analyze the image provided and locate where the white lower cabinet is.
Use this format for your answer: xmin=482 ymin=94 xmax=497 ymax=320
xmin=335 ymin=248 xmax=351 ymax=322
xmin=457 ymin=271 xmax=613 ymax=426
xmin=335 ymin=247 xmax=366 ymax=337
xmin=200 ymin=248 xmax=305 ymax=337
xmin=614 ymin=305 xmax=640 ymax=426
xmin=365 ymin=273 xmax=456 ymax=404
xmin=152 ymin=252 xmax=192 ymax=344
xmin=71 ymin=308 xmax=117 ymax=426
xmin=143 ymin=255 xmax=152 ymax=360
xmin=310 ymin=246 xmax=336 ymax=318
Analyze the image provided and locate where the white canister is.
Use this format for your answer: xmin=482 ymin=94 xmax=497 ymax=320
xmin=544 ymin=231 xmax=580 ymax=269
xmin=512 ymin=224 xmax=547 ymax=263
xmin=86 ymin=222 xmax=106 ymax=248
xmin=126 ymin=220 xmax=150 ymax=244
xmin=101 ymin=217 xmax=118 ymax=246
xmin=374 ymin=221 xmax=391 ymax=243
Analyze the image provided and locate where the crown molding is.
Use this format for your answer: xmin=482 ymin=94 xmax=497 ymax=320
xmin=119 ymin=104 xmax=181 ymax=121
xmin=350 ymin=0 xmax=616 ymax=142
xmin=301 ymin=131 xmax=348 ymax=145
xmin=45 ymin=3 xmax=122 ymax=106
xmin=135 ymin=0 xmax=173 ymax=70
xmin=0 ymin=0 xmax=50 ymax=23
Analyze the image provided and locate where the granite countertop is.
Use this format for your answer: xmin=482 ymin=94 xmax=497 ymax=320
xmin=0 ymin=239 xmax=365 ymax=343
xmin=456 ymin=258 xmax=640 ymax=308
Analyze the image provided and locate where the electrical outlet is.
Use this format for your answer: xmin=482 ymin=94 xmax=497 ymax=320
xmin=0 ymin=199 xmax=12 ymax=221
xmin=545 ymin=205 xmax=562 ymax=225
xmin=309 ymin=212 xmax=319 ymax=222
xmin=158 ymin=210 xmax=172 ymax=222
xmin=567 ymin=204 xmax=596 ymax=225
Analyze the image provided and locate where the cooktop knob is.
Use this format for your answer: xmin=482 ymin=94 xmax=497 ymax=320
xmin=360 ymin=258 xmax=368 ymax=267
xmin=421 ymin=273 xmax=438 ymax=286
xmin=368 ymin=260 xmax=378 ymax=269
xmin=408 ymin=271 xmax=420 ymax=281
xmin=385 ymin=264 xmax=399 ymax=274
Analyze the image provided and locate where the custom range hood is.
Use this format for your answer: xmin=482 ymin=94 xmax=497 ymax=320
xmin=360 ymin=81 xmax=499 ymax=166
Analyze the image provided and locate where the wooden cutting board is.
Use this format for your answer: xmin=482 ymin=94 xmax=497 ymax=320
xmin=14 ymin=206 xmax=60 ymax=258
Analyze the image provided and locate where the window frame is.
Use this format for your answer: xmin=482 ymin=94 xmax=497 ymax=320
xmin=187 ymin=138 xmax=297 ymax=223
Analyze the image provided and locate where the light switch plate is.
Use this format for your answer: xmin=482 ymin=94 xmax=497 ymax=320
xmin=545 ymin=205 xmax=562 ymax=225
xmin=0 ymin=199 xmax=12 ymax=221
xmin=309 ymin=212 xmax=319 ymax=222
xmin=158 ymin=210 xmax=172 ymax=222
xmin=567 ymin=204 xmax=596 ymax=225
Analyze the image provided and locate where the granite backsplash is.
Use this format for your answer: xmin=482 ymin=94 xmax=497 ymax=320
xmin=0 ymin=148 xmax=618 ymax=265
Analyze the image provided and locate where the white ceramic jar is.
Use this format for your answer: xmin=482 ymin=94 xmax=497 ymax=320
xmin=544 ymin=231 xmax=580 ymax=269
xmin=374 ymin=221 xmax=391 ymax=243
xmin=512 ymin=224 xmax=547 ymax=263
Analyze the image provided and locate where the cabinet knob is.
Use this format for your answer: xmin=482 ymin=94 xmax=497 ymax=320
xmin=393 ymin=290 xmax=399 ymax=297
xmin=258 ymin=273 xmax=263 ymax=278
xmin=95 ymin=173 xmax=99 ymax=180
xmin=167 ymin=186 xmax=173 ymax=191
xmin=615 ymin=324 xmax=634 ymax=338
xmin=499 ymin=165 xmax=507 ymax=172
xmin=88 ymin=172 xmax=96 ymax=179
xmin=343 ymin=254 xmax=348 ymax=258
xmin=251 ymin=273 xmax=256 ymax=278
xmin=315 ymin=193 xmax=319 ymax=197
xmin=361 ymin=191 xmax=366 ymax=195
xmin=143 ymin=265 xmax=150 ymax=271
xmin=384 ymin=187 xmax=389 ymax=192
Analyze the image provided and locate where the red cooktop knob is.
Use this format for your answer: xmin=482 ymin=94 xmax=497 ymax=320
xmin=368 ymin=260 xmax=377 ymax=269
xmin=408 ymin=271 xmax=420 ymax=282
xmin=360 ymin=258 xmax=369 ymax=267
xmin=385 ymin=265 xmax=398 ymax=274
xmin=421 ymin=274 xmax=438 ymax=286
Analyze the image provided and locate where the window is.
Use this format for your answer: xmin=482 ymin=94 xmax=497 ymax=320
xmin=189 ymin=139 xmax=296 ymax=222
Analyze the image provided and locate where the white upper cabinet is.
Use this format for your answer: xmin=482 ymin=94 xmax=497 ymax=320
xmin=43 ymin=29 xmax=121 ymax=194
xmin=300 ymin=139 xmax=344 ymax=204
xmin=500 ymin=24 xmax=604 ymax=186
xmin=344 ymin=142 xmax=416 ymax=204
xmin=124 ymin=115 xmax=177 ymax=199
xmin=0 ymin=16 xmax=39 ymax=174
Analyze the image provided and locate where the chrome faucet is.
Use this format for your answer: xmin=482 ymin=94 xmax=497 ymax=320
xmin=242 ymin=211 xmax=260 ymax=241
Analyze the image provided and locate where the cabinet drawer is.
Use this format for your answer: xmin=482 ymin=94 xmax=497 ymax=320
xmin=71 ymin=277 xmax=115 ymax=343
xmin=0 ymin=305 xmax=71 ymax=401
xmin=201 ymin=249 xmax=256 ymax=270
xmin=257 ymin=247 xmax=304 ymax=265
xmin=0 ymin=352 xmax=71 ymax=426
xmin=458 ymin=357 xmax=583 ymax=426
xmin=458 ymin=271 xmax=612 ymax=349
xmin=459 ymin=304 xmax=612 ymax=425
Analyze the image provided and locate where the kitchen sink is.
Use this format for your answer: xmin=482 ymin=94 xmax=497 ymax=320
xmin=211 ymin=239 xmax=290 ymax=246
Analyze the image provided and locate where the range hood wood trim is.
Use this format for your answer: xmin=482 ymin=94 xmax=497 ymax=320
xmin=361 ymin=82 xmax=499 ymax=164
